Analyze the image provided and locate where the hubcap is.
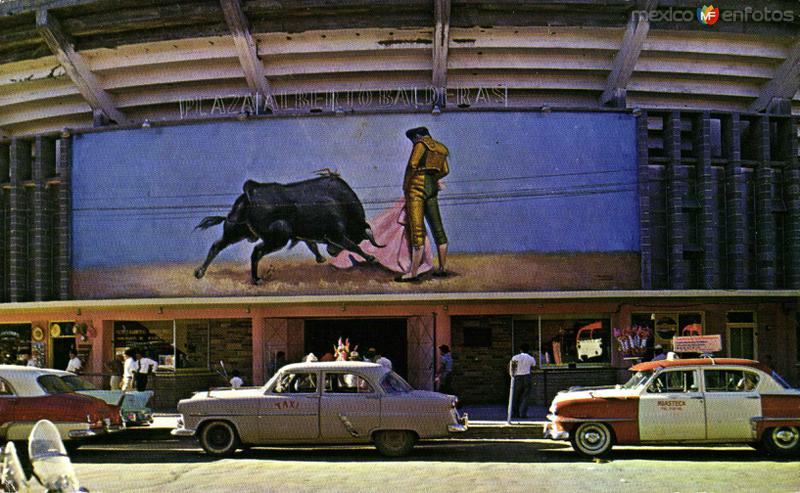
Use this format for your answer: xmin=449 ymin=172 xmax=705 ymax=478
xmin=208 ymin=426 xmax=231 ymax=448
xmin=773 ymin=427 xmax=799 ymax=449
xmin=585 ymin=431 xmax=602 ymax=445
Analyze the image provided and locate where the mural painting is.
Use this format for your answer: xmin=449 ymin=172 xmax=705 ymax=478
xmin=71 ymin=111 xmax=640 ymax=298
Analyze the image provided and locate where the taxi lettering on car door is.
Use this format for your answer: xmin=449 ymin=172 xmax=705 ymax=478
xmin=260 ymin=370 xmax=320 ymax=440
xmin=639 ymin=368 xmax=705 ymax=440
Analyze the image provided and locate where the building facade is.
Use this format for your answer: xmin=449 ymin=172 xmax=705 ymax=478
xmin=0 ymin=0 xmax=799 ymax=407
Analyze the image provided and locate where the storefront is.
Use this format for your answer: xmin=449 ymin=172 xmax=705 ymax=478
xmin=0 ymin=292 xmax=795 ymax=409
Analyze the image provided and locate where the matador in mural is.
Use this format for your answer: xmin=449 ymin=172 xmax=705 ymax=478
xmin=395 ymin=126 xmax=451 ymax=282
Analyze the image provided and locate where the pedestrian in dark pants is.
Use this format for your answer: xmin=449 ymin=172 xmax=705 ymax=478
xmin=436 ymin=345 xmax=454 ymax=395
xmin=134 ymin=350 xmax=158 ymax=391
xmin=509 ymin=343 xmax=537 ymax=419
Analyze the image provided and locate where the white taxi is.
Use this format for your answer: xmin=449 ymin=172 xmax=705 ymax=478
xmin=544 ymin=358 xmax=800 ymax=457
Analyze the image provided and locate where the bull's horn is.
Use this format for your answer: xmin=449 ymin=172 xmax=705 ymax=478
xmin=365 ymin=228 xmax=385 ymax=248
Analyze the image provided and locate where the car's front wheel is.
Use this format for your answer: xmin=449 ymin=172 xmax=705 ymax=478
xmin=199 ymin=421 xmax=240 ymax=457
xmin=570 ymin=422 xmax=615 ymax=457
xmin=373 ymin=430 xmax=417 ymax=457
xmin=762 ymin=426 xmax=800 ymax=456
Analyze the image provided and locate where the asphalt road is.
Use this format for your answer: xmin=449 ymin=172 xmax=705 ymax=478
xmin=58 ymin=435 xmax=800 ymax=493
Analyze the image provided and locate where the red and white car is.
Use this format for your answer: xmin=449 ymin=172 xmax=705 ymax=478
xmin=0 ymin=365 xmax=124 ymax=442
xmin=544 ymin=358 xmax=800 ymax=457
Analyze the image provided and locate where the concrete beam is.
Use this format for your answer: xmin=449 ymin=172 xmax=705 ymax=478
xmin=750 ymin=39 xmax=800 ymax=112
xmin=600 ymin=0 xmax=657 ymax=108
xmin=220 ymin=0 xmax=275 ymax=112
xmin=35 ymin=9 xmax=125 ymax=124
xmin=432 ymin=0 xmax=451 ymax=109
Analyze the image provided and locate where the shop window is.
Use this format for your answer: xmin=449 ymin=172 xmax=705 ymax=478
xmin=726 ymin=312 xmax=756 ymax=360
xmin=462 ymin=322 xmax=492 ymax=348
xmin=0 ymin=324 xmax=32 ymax=365
xmin=541 ymin=318 xmax=611 ymax=365
xmin=113 ymin=320 xmax=210 ymax=370
xmin=632 ymin=312 xmax=704 ymax=356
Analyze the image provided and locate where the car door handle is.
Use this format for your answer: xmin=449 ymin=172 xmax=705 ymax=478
xmin=688 ymin=396 xmax=704 ymax=400
xmin=745 ymin=395 xmax=759 ymax=399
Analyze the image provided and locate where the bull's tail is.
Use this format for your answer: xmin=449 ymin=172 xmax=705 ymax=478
xmin=195 ymin=216 xmax=226 ymax=230
xmin=365 ymin=227 xmax=384 ymax=248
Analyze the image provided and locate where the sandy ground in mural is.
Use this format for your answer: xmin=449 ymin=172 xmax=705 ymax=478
xmin=73 ymin=253 xmax=640 ymax=299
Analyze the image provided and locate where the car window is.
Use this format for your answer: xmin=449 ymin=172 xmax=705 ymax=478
xmin=0 ymin=378 xmax=15 ymax=396
xmin=323 ymin=373 xmax=375 ymax=394
xmin=36 ymin=375 xmax=75 ymax=394
xmin=704 ymin=369 xmax=760 ymax=392
xmin=647 ymin=370 xmax=698 ymax=393
xmin=622 ymin=370 xmax=653 ymax=389
xmin=380 ymin=372 xmax=413 ymax=393
xmin=60 ymin=375 xmax=97 ymax=391
xmin=272 ymin=372 xmax=317 ymax=394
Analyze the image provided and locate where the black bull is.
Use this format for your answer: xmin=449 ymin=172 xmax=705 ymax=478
xmin=194 ymin=175 xmax=382 ymax=284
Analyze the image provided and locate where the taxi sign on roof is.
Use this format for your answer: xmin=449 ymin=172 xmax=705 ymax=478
xmin=673 ymin=334 xmax=722 ymax=353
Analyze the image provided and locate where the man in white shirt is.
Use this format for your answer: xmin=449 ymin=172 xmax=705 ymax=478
xmin=374 ymin=351 xmax=392 ymax=370
xmin=122 ymin=349 xmax=138 ymax=391
xmin=135 ymin=350 xmax=158 ymax=391
xmin=66 ymin=349 xmax=82 ymax=374
xmin=509 ymin=343 xmax=537 ymax=419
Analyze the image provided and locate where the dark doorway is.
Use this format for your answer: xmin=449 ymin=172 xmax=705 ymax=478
xmin=51 ymin=337 xmax=75 ymax=371
xmin=304 ymin=318 xmax=408 ymax=378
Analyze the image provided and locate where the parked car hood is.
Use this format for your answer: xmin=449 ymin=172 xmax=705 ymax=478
xmin=191 ymin=388 xmax=265 ymax=400
xmin=553 ymin=387 xmax=639 ymax=404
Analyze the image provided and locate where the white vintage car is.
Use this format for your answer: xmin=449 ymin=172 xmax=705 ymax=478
xmin=172 ymin=361 xmax=467 ymax=456
xmin=544 ymin=358 xmax=800 ymax=457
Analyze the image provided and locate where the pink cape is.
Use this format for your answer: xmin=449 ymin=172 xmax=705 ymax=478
xmin=330 ymin=199 xmax=434 ymax=274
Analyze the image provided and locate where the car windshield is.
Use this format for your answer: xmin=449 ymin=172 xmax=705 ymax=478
xmin=380 ymin=371 xmax=413 ymax=393
xmin=60 ymin=375 xmax=97 ymax=391
xmin=37 ymin=375 xmax=74 ymax=394
xmin=622 ymin=370 xmax=653 ymax=389
xmin=770 ymin=370 xmax=794 ymax=389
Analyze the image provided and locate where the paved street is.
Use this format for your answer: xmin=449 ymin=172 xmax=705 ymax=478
xmin=63 ymin=432 xmax=800 ymax=493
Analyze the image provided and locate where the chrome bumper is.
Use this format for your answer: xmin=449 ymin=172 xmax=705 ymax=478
xmin=448 ymin=412 xmax=469 ymax=433
xmin=543 ymin=421 xmax=569 ymax=441
xmin=171 ymin=418 xmax=196 ymax=437
xmin=171 ymin=427 xmax=196 ymax=437
xmin=68 ymin=428 xmax=101 ymax=438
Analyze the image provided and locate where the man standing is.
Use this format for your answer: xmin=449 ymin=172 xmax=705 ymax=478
xmin=122 ymin=349 xmax=137 ymax=391
xmin=396 ymin=127 xmax=451 ymax=282
xmin=66 ymin=349 xmax=82 ymax=374
xmin=107 ymin=353 xmax=124 ymax=390
xmin=509 ymin=344 xmax=537 ymax=419
xmin=436 ymin=344 xmax=454 ymax=395
xmin=135 ymin=350 xmax=158 ymax=391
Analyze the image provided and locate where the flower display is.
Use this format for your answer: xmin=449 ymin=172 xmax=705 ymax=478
xmin=334 ymin=337 xmax=358 ymax=361
xmin=613 ymin=325 xmax=652 ymax=357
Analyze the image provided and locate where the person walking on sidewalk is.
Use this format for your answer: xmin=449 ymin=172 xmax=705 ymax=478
xmin=436 ymin=345 xmax=454 ymax=395
xmin=509 ymin=344 xmax=537 ymax=419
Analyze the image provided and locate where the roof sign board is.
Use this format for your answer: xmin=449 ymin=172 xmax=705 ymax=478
xmin=673 ymin=335 xmax=722 ymax=353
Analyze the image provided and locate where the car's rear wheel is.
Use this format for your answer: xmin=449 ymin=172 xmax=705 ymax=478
xmin=570 ymin=422 xmax=614 ymax=457
xmin=199 ymin=421 xmax=240 ymax=457
xmin=373 ymin=430 xmax=417 ymax=457
xmin=762 ymin=426 xmax=800 ymax=456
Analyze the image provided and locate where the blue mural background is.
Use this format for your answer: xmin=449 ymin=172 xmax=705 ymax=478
xmin=72 ymin=111 xmax=638 ymax=268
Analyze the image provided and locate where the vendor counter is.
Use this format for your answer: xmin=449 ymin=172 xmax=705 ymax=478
xmin=149 ymin=369 xmax=226 ymax=410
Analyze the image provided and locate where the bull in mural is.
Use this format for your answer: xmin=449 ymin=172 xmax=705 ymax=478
xmin=193 ymin=171 xmax=382 ymax=284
